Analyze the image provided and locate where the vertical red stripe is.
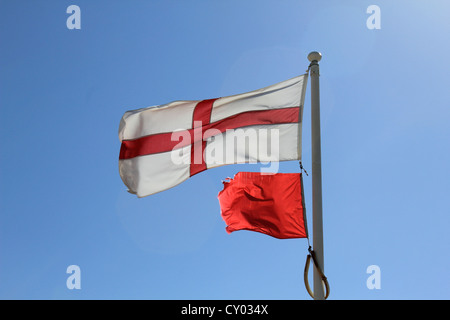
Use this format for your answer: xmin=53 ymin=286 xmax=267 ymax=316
xmin=190 ymin=98 xmax=218 ymax=176
xmin=192 ymin=99 xmax=216 ymax=127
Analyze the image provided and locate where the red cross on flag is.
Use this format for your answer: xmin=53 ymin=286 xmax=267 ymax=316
xmin=118 ymin=74 xmax=308 ymax=197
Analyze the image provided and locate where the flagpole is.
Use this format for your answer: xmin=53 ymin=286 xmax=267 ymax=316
xmin=308 ymin=51 xmax=325 ymax=300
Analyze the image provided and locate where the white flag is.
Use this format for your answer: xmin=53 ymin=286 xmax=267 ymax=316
xmin=119 ymin=74 xmax=308 ymax=197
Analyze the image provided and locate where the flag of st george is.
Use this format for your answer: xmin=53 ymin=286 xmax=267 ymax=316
xmin=118 ymin=74 xmax=308 ymax=197
xmin=218 ymin=172 xmax=308 ymax=239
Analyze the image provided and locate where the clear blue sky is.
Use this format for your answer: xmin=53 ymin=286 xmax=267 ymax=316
xmin=1 ymin=0 xmax=449 ymax=300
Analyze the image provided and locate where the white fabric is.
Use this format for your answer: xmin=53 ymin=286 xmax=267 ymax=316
xmin=118 ymin=74 xmax=308 ymax=197
xmin=204 ymin=123 xmax=300 ymax=168
xmin=119 ymin=146 xmax=191 ymax=197
xmin=119 ymin=100 xmax=197 ymax=141
xmin=210 ymin=75 xmax=305 ymax=122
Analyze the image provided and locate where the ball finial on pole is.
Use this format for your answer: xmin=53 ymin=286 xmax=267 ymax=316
xmin=307 ymin=51 xmax=322 ymax=63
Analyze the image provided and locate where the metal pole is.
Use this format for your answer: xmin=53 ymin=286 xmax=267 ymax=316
xmin=307 ymin=51 xmax=325 ymax=300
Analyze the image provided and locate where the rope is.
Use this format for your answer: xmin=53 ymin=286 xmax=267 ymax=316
xmin=304 ymin=246 xmax=330 ymax=300
xmin=299 ymin=161 xmax=309 ymax=176
xmin=299 ymin=161 xmax=328 ymax=299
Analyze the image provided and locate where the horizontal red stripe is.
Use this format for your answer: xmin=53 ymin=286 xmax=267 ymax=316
xmin=203 ymin=107 xmax=299 ymax=139
xmin=119 ymin=107 xmax=300 ymax=160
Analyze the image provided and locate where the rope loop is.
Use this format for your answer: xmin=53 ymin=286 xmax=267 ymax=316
xmin=304 ymin=246 xmax=330 ymax=299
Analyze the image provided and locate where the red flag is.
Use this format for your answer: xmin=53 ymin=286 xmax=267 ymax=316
xmin=218 ymin=172 xmax=308 ymax=239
